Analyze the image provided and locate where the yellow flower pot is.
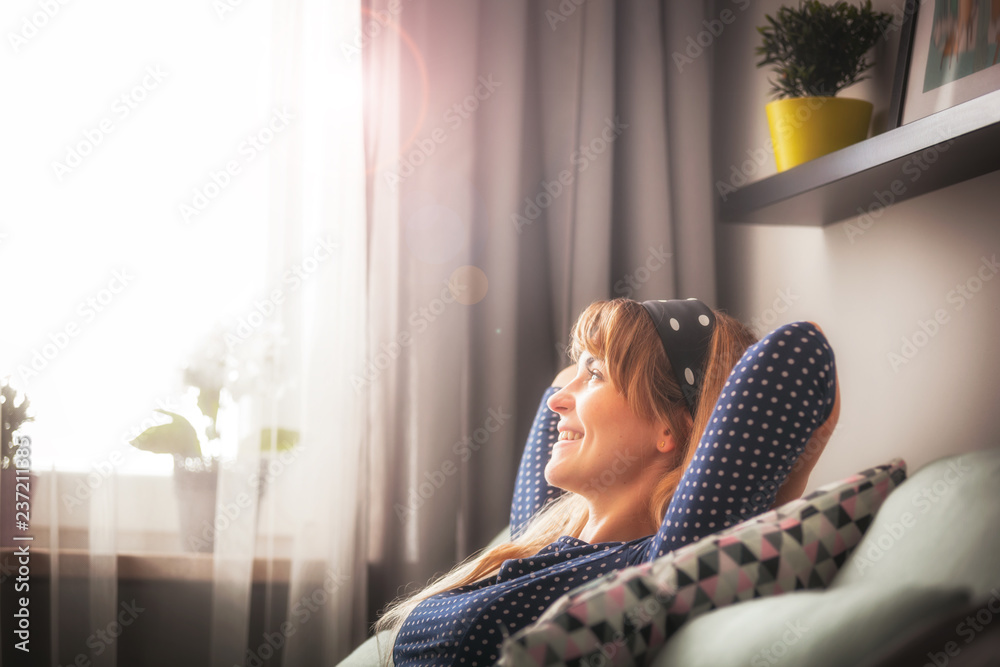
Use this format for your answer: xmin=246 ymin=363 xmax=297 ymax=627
xmin=765 ymin=97 xmax=873 ymax=172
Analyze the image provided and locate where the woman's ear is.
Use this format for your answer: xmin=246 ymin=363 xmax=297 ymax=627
xmin=655 ymin=428 xmax=676 ymax=454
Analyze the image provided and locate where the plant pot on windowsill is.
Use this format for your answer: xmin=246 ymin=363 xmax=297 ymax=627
xmin=172 ymin=430 xmax=299 ymax=552
xmin=131 ymin=412 xmax=299 ymax=553
xmin=129 ymin=411 xmax=221 ymax=553
xmin=172 ymin=455 xmax=221 ymax=553
xmin=756 ymin=1 xmax=892 ymax=172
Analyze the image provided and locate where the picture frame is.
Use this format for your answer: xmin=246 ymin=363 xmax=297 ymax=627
xmin=887 ymin=0 xmax=1000 ymax=130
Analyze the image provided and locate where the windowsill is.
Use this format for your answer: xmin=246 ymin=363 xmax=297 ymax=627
xmin=1 ymin=545 xmax=294 ymax=582
xmin=19 ymin=468 xmax=301 ymax=565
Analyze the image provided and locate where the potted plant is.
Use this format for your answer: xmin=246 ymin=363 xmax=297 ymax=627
xmin=130 ymin=407 xmax=298 ymax=552
xmin=129 ymin=329 xmax=298 ymax=552
xmin=756 ymin=0 xmax=893 ymax=171
xmin=1 ymin=380 xmax=33 ymax=546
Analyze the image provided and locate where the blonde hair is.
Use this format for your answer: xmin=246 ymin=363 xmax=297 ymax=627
xmin=371 ymin=298 xmax=757 ymax=663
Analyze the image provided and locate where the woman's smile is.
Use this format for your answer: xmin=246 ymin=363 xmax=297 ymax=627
xmin=553 ymin=428 xmax=584 ymax=453
xmin=544 ymin=353 xmax=672 ymax=496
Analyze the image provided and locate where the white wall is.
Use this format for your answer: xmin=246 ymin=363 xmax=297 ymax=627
xmin=710 ymin=0 xmax=1000 ymax=487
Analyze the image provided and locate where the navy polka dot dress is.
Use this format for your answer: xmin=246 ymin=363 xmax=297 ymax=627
xmin=392 ymin=322 xmax=837 ymax=665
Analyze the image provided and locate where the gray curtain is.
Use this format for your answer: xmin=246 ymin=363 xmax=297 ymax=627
xmin=360 ymin=0 xmax=715 ymax=643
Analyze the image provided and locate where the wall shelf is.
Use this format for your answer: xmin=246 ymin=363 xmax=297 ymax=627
xmin=717 ymin=90 xmax=1000 ymax=226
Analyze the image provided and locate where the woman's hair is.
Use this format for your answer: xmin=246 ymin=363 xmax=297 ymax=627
xmin=371 ymin=298 xmax=758 ymax=659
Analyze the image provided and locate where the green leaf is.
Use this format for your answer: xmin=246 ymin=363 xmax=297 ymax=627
xmin=197 ymin=386 xmax=221 ymax=432
xmin=260 ymin=427 xmax=299 ymax=452
xmin=130 ymin=410 xmax=202 ymax=458
xmin=755 ymin=0 xmax=893 ymax=99
xmin=1 ymin=381 xmax=34 ymax=454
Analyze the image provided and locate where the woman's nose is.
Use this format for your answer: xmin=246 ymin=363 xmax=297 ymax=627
xmin=547 ymin=385 xmax=573 ymax=413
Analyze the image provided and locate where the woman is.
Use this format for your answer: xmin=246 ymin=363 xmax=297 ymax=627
xmin=375 ymin=298 xmax=840 ymax=666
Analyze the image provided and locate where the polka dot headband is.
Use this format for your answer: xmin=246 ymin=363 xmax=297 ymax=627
xmin=640 ymin=298 xmax=717 ymax=416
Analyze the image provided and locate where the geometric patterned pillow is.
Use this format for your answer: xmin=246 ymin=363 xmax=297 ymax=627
xmin=496 ymin=458 xmax=908 ymax=667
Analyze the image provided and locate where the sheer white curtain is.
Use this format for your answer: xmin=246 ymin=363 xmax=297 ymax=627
xmin=265 ymin=0 xmax=369 ymax=662
xmin=2 ymin=0 xmax=365 ymax=664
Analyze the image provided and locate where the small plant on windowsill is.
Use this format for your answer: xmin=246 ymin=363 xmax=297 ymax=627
xmin=755 ymin=0 xmax=893 ymax=171
xmin=1 ymin=380 xmax=33 ymax=471
xmin=128 ymin=328 xmax=299 ymax=552
xmin=1 ymin=380 xmax=34 ymax=545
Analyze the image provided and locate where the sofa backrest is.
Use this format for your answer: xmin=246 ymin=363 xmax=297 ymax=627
xmin=830 ymin=447 xmax=1000 ymax=601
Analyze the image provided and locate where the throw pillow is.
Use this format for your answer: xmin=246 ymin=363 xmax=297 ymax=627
xmin=497 ymin=458 xmax=907 ymax=667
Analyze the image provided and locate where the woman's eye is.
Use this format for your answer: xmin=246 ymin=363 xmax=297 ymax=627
xmin=588 ymin=369 xmax=602 ymax=382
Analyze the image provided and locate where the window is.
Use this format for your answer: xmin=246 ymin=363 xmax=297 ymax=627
xmin=3 ymin=2 xmax=274 ymax=484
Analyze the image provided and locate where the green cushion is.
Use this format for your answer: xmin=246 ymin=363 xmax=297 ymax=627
xmin=830 ymin=447 xmax=1000 ymax=599
xmin=653 ymin=584 xmax=970 ymax=667
xmin=483 ymin=524 xmax=510 ymax=551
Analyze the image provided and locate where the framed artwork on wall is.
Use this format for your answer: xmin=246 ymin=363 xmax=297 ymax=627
xmin=888 ymin=0 xmax=1000 ymax=129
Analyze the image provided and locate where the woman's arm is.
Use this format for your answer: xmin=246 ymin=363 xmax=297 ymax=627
xmin=771 ymin=355 xmax=840 ymax=507
xmin=508 ymin=367 xmax=575 ymax=538
xmin=645 ymin=321 xmax=838 ymax=559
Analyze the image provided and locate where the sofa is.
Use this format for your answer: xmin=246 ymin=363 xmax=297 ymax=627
xmin=339 ymin=447 xmax=1000 ymax=666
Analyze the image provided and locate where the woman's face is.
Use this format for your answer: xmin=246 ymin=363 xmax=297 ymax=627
xmin=544 ymin=353 xmax=671 ymax=497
